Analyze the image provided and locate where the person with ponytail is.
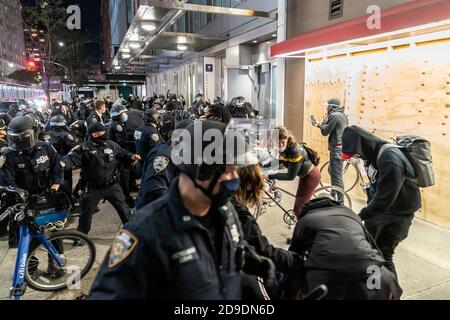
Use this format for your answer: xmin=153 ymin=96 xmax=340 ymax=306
xmin=268 ymin=126 xmax=321 ymax=218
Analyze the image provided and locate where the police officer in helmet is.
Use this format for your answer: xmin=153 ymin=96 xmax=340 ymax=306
xmin=1 ymin=116 xmax=63 ymax=246
xmin=89 ymin=120 xmax=275 ymax=300
xmin=2 ymin=115 xmax=62 ymax=195
xmin=60 ymin=122 xmax=141 ymax=236
xmin=47 ymin=114 xmax=78 ymax=207
xmin=109 ymin=104 xmax=136 ymax=208
xmin=134 ymin=109 xmax=163 ymax=161
xmin=135 ymin=114 xmax=192 ymax=210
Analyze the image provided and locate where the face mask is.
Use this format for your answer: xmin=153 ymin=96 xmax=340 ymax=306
xmin=213 ymin=178 xmax=240 ymax=207
xmin=92 ymin=133 xmax=107 ymax=142
xmin=122 ymin=114 xmax=128 ymax=122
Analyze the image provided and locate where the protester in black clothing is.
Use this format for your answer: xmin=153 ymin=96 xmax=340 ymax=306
xmin=289 ymin=197 xmax=402 ymax=300
xmin=342 ymin=126 xmax=422 ymax=277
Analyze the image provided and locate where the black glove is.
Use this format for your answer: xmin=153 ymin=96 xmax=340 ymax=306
xmin=242 ymin=245 xmax=276 ymax=288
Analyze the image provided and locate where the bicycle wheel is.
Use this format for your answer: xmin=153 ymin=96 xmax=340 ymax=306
xmin=313 ymin=186 xmax=352 ymax=209
xmin=319 ymin=161 xmax=360 ymax=193
xmin=283 ymin=210 xmax=297 ymax=227
xmin=25 ymin=230 xmax=96 ymax=292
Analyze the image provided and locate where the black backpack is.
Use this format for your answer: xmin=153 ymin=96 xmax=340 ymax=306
xmin=377 ymin=135 xmax=435 ymax=188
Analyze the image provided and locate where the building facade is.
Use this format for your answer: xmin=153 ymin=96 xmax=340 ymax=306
xmin=0 ymin=0 xmax=25 ymax=77
xmin=276 ymin=0 xmax=450 ymax=229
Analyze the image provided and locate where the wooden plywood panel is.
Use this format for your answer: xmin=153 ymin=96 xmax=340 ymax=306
xmin=304 ymin=43 xmax=450 ymax=229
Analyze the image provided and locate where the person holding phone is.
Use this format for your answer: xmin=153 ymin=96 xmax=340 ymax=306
xmin=311 ymin=98 xmax=348 ymax=203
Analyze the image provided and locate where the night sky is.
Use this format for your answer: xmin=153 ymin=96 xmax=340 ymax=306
xmin=65 ymin=0 xmax=101 ymax=63
xmin=21 ymin=0 xmax=102 ymax=63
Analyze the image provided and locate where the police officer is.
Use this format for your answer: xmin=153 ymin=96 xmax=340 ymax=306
xmin=135 ymin=117 xmax=193 ymax=210
xmin=86 ymin=100 xmax=108 ymax=127
xmin=58 ymin=101 xmax=76 ymax=125
xmin=109 ymin=104 xmax=137 ymax=208
xmin=75 ymin=99 xmax=90 ymax=121
xmin=134 ymin=109 xmax=163 ymax=160
xmin=89 ymin=120 xmax=275 ymax=300
xmin=0 ymin=119 xmax=9 ymax=237
xmin=0 ymin=119 xmax=7 ymax=149
xmin=1 ymin=115 xmax=62 ymax=195
xmin=69 ymin=120 xmax=87 ymax=143
xmin=47 ymin=114 xmax=79 ymax=205
xmin=60 ymin=122 xmax=141 ymax=236
xmin=0 ymin=116 xmax=62 ymax=246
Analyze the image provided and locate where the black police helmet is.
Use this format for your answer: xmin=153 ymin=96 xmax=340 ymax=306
xmin=172 ymin=120 xmax=258 ymax=182
xmin=50 ymin=114 xmax=67 ymax=127
xmin=7 ymin=115 xmax=37 ymax=151
xmin=231 ymin=96 xmax=245 ymax=108
xmin=144 ymin=109 xmax=162 ymax=125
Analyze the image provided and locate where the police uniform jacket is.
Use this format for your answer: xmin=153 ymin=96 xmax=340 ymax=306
xmin=86 ymin=111 xmax=107 ymax=127
xmin=62 ymin=139 xmax=134 ymax=188
xmin=109 ymin=121 xmax=135 ymax=153
xmin=89 ymin=177 xmax=243 ymax=300
xmin=1 ymin=141 xmax=63 ymax=195
xmin=135 ymin=142 xmax=177 ymax=210
xmin=134 ymin=125 xmax=162 ymax=160
xmin=47 ymin=128 xmax=78 ymax=155
xmin=268 ymin=143 xmax=314 ymax=180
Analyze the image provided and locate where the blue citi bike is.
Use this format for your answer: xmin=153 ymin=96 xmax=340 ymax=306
xmin=0 ymin=186 xmax=96 ymax=300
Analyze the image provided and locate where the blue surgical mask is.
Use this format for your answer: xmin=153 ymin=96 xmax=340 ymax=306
xmin=122 ymin=114 xmax=128 ymax=122
xmin=213 ymin=178 xmax=240 ymax=206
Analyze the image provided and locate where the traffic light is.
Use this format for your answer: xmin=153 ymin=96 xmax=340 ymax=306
xmin=25 ymin=58 xmax=41 ymax=72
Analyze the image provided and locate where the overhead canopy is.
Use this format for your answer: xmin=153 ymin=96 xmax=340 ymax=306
xmin=271 ymin=0 xmax=450 ymax=58
xmin=112 ymin=0 xmax=275 ymax=75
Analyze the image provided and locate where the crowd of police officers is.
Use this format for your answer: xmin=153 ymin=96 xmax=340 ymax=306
xmin=0 ymin=91 xmax=417 ymax=300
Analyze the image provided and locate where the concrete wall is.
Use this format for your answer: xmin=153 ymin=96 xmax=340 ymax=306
xmin=227 ymin=68 xmax=253 ymax=103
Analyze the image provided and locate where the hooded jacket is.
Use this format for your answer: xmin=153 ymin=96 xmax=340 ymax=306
xmin=290 ymin=198 xmax=385 ymax=274
xmin=342 ymin=126 xmax=421 ymax=220
xmin=319 ymin=106 xmax=348 ymax=148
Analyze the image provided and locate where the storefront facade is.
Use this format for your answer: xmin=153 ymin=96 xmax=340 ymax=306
xmin=273 ymin=0 xmax=450 ymax=228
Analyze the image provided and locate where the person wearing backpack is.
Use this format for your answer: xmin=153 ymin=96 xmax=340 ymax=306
xmin=341 ymin=126 xmax=422 ymax=277
xmin=267 ymin=126 xmax=321 ymax=218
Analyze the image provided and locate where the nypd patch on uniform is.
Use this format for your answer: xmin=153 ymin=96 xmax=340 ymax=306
xmin=108 ymin=230 xmax=138 ymax=268
xmin=153 ymin=156 xmax=169 ymax=173
xmin=151 ymin=133 xmax=160 ymax=142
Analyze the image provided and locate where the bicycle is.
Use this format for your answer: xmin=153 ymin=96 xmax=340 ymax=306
xmin=319 ymin=158 xmax=369 ymax=193
xmin=0 ymin=186 xmax=96 ymax=300
xmin=254 ymin=179 xmax=352 ymax=228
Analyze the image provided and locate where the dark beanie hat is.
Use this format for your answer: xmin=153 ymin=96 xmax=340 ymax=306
xmin=88 ymin=122 xmax=106 ymax=135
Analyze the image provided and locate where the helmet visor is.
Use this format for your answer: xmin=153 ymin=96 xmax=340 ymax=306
xmin=7 ymin=129 xmax=36 ymax=151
